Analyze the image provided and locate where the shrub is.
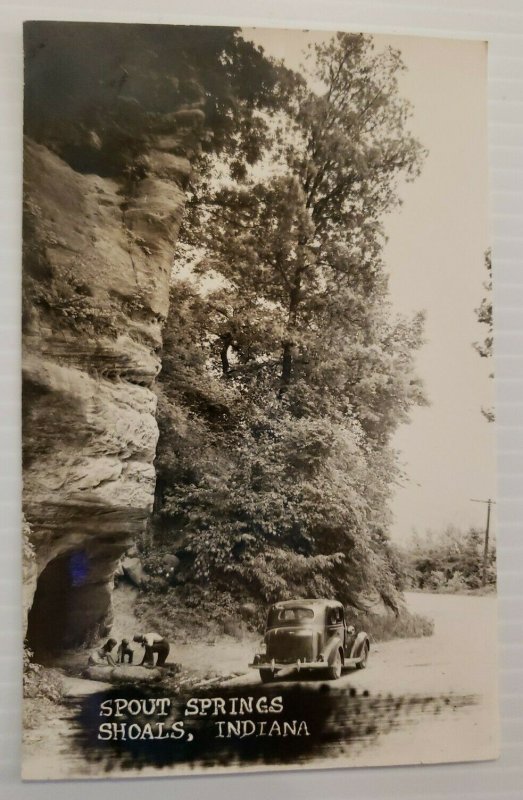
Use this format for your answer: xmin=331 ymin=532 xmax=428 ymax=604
xmin=23 ymin=646 xmax=64 ymax=702
xmin=401 ymin=525 xmax=496 ymax=593
xmin=135 ymin=579 xmax=433 ymax=646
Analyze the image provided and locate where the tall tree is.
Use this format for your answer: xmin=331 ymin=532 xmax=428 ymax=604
xmin=152 ymin=33 xmax=426 ymax=612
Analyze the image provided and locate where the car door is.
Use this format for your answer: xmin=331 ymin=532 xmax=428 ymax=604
xmin=326 ymin=605 xmax=344 ymax=651
xmin=342 ymin=607 xmax=356 ymax=656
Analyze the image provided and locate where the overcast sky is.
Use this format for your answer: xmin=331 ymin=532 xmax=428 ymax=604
xmin=243 ymin=28 xmax=495 ymax=543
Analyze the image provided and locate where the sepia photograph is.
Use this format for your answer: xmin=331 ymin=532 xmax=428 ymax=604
xmin=21 ymin=20 xmax=497 ymax=780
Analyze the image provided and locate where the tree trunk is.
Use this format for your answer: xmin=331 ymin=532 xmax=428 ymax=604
xmin=220 ymin=332 xmax=233 ymax=376
xmin=281 ymin=340 xmax=294 ymax=390
xmin=279 ymin=267 xmax=303 ymax=394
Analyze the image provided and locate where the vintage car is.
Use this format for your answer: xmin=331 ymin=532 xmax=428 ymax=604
xmin=250 ymin=599 xmax=370 ymax=682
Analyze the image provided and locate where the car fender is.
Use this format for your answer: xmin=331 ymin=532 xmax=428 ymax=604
xmin=350 ymin=631 xmax=370 ymax=659
xmin=323 ymin=634 xmax=344 ymax=665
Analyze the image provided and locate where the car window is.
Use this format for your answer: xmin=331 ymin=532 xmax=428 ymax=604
xmin=327 ymin=607 xmax=343 ymax=624
xmin=268 ymin=606 xmax=315 ymax=627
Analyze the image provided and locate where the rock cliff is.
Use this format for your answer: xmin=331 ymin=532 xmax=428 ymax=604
xmin=22 ymin=129 xmax=196 ymax=657
xmin=22 ymin=20 xmax=284 ymax=660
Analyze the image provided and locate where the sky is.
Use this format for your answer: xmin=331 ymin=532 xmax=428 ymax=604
xmin=243 ymin=28 xmax=495 ymax=543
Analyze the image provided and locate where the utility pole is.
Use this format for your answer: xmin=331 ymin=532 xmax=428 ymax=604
xmin=470 ymin=498 xmax=496 ymax=586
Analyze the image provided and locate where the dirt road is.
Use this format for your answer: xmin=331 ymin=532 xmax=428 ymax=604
xmin=222 ymin=592 xmax=499 ymax=767
xmin=23 ymin=592 xmax=498 ymax=778
xmin=226 ymin=592 xmax=497 ymax=693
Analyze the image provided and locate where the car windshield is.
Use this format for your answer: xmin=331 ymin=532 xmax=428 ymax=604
xmin=267 ymin=606 xmax=315 ymax=628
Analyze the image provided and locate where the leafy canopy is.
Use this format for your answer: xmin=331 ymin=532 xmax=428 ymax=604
xmin=150 ymin=32 xmax=427 ymax=613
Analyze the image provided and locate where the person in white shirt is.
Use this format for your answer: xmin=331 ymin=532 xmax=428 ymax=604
xmin=133 ymin=632 xmax=170 ymax=667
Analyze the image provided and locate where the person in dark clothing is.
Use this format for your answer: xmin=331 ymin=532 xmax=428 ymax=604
xmin=133 ymin=632 xmax=170 ymax=667
xmin=116 ymin=638 xmax=133 ymax=664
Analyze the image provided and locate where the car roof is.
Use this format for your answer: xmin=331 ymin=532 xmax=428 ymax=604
xmin=270 ymin=599 xmax=342 ymax=610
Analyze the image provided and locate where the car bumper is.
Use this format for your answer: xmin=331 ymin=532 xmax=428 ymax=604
xmin=249 ymin=655 xmax=326 ymax=673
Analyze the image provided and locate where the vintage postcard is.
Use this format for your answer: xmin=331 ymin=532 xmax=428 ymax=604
xmin=22 ymin=21 xmax=497 ymax=779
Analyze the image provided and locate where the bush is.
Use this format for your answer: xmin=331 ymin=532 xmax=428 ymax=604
xmin=441 ymin=570 xmax=468 ymax=593
xmin=134 ymin=584 xmax=261 ymax=644
xmin=23 ymin=646 xmax=64 ymax=702
xmin=135 ymin=579 xmax=433 ymax=646
xmin=401 ymin=525 xmax=496 ymax=593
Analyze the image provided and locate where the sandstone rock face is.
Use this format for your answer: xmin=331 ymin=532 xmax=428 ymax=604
xmin=22 ymin=135 xmax=193 ymax=659
xmin=122 ymin=557 xmax=148 ymax=588
xmin=21 ymin=21 xmax=273 ymax=663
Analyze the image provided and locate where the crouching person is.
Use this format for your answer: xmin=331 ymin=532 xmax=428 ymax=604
xmin=88 ymin=638 xmax=117 ymax=667
xmin=117 ymin=638 xmax=133 ymax=664
xmin=133 ymin=632 xmax=170 ymax=667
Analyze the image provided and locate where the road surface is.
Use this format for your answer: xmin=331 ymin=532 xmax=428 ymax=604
xmin=23 ymin=591 xmax=498 ymax=777
xmin=223 ymin=592 xmax=499 ymax=767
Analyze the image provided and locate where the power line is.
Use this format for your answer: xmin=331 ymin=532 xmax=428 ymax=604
xmin=470 ymin=498 xmax=496 ymax=587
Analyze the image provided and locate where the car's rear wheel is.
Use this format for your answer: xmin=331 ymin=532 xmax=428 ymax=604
xmin=326 ymin=649 xmax=342 ymax=680
xmin=356 ymin=641 xmax=369 ymax=669
xmin=259 ymin=668 xmax=274 ymax=683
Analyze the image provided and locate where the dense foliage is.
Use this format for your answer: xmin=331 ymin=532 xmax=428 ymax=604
xmin=401 ymin=525 xmax=496 ymax=593
xmin=23 ymin=22 xmax=298 ymax=344
xmin=148 ymin=33 xmax=427 ymax=614
xmin=24 ymin=22 xmax=296 ymax=176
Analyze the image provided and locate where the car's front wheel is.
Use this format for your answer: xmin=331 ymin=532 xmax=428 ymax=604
xmin=259 ymin=668 xmax=274 ymax=683
xmin=356 ymin=641 xmax=369 ymax=669
xmin=326 ymin=649 xmax=342 ymax=680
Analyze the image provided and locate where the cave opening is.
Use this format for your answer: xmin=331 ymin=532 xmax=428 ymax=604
xmin=26 ymin=550 xmax=91 ymax=664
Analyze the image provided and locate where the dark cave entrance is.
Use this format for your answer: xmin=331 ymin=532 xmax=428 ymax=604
xmin=26 ymin=550 xmax=92 ymax=664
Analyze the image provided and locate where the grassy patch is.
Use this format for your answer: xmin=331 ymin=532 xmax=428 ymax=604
xmin=352 ymin=609 xmax=434 ymax=643
xmin=135 ymin=584 xmax=434 ymax=646
xmin=134 ymin=587 xmax=258 ymax=643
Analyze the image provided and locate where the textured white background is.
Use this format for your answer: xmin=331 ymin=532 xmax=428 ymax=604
xmin=1 ymin=0 xmax=522 ymax=797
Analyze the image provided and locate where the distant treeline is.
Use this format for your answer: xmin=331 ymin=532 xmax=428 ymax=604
xmin=399 ymin=526 xmax=496 ymax=593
